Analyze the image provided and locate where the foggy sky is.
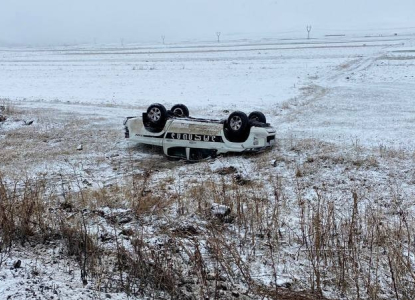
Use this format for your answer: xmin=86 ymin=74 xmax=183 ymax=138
xmin=1 ymin=0 xmax=415 ymax=45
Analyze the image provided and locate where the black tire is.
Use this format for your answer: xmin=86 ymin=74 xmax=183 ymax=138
xmin=226 ymin=111 xmax=249 ymax=136
xmin=147 ymin=103 xmax=167 ymax=126
xmin=171 ymin=104 xmax=189 ymax=117
xmin=248 ymin=111 xmax=266 ymax=123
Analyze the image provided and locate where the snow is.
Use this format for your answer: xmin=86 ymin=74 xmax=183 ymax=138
xmin=1 ymin=33 xmax=415 ymax=299
xmin=2 ymin=35 xmax=414 ymax=148
xmin=0 ymin=245 xmax=132 ymax=300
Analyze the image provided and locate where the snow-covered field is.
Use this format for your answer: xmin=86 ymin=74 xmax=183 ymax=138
xmin=1 ymin=34 xmax=415 ymax=299
xmin=2 ymin=35 xmax=415 ymax=147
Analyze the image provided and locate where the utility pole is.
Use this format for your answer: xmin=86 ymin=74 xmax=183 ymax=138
xmin=306 ymin=25 xmax=312 ymax=39
xmin=216 ymin=32 xmax=221 ymax=43
xmin=161 ymin=35 xmax=165 ymax=45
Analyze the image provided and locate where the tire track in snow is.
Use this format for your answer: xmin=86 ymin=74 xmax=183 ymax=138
xmin=274 ymin=52 xmax=383 ymax=123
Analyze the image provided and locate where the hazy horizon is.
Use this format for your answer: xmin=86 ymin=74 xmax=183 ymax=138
xmin=1 ymin=0 xmax=415 ymax=46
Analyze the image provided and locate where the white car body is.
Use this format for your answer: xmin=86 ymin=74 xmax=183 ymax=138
xmin=124 ymin=114 xmax=276 ymax=160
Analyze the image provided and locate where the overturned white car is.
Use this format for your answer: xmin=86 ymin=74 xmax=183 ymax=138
xmin=124 ymin=103 xmax=276 ymax=160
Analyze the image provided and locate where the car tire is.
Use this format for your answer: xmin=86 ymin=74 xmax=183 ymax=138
xmin=227 ymin=111 xmax=249 ymax=136
xmin=248 ymin=111 xmax=266 ymax=123
xmin=147 ymin=103 xmax=167 ymax=126
xmin=171 ymin=104 xmax=189 ymax=117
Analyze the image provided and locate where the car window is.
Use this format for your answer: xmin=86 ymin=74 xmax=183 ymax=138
xmin=167 ymin=147 xmax=186 ymax=159
xmin=189 ymin=148 xmax=216 ymax=160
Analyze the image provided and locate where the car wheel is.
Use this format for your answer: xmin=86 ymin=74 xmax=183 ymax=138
xmin=248 ymin=111 xmax=266 ymax=123
xmin=147 ymin=103 xmax=167 ymax=126
xmin=227 ymin=111 xmax=249 ymax=136
xmin=171 ymin=104 xmax=189 ymax=117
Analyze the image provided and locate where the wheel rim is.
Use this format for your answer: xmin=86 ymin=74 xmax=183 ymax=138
xmin=230 ymin=116 xmax=242 ymax=131
xmin=149 ymin=107 xmax=161 ymax=121
xmin=173 ymin=108 xmax=184 ymax=117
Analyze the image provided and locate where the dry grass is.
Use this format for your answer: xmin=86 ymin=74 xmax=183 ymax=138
xmin=2 ymin=147 xmax=415 ymax=299
xmin=0 ymin=107 xmax=121 ymax=177
xmin=2 ymin=104 xmax=415 ymax=299
xmin=0 ymin=99 xmax=18 ymax=115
